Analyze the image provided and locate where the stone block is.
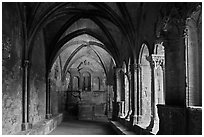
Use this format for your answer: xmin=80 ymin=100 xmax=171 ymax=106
xmin=187 ymin=107 xmax=202 ymax=135
xmin=157 ymin=105 xmax=186 ymax=135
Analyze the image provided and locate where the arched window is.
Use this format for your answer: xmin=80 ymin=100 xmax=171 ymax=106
xmin=72 ymin=76 xmax=79 ymax=91
xmin=82 ymin=72 xmax=91 ymax=91
xmin=138 ymin=43 xmax=151 ymax=127
xmin=185 ymin=7 xmax=202 ymax=106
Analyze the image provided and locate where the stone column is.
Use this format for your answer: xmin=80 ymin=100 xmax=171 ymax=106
xmin=107 ymin=85 xmax=113 ymax=119
xmin=22 ymin=60 xmax=32 ymax=131
xmin=125 ymin=69 xmax=132 ymax=120
xmin=46 ymin=71 xmax=52 ymax=119
xmin=115 ymin=68 xmax=122 ymax=102
xmin=136 ymin=63 xmax=142 ymax=124
xmin=148 ymin=54 xmax=165 ymax=133
xmin=112 ymin=67 xmax=121 ymax=120
xmin=130 ymin=63 xmax=138 ymax=125
xmin=115 ymin=68 xmax=123 ymax=117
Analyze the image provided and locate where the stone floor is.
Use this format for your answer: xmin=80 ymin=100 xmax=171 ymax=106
xmin=49 ymin=119 xmax=117 ymax=135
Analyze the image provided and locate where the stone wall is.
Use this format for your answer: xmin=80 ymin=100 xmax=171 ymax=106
xmin=157 ymin=105 xmax=202 ymax=135
xmin=187 ymin=107 xmax=202 ymax=135
xmin=2 ymin=3 xmax=23 ymax=134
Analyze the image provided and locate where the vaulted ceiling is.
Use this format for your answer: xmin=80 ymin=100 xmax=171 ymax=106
xmin=17 ymin=2 xmax=200 ymax=77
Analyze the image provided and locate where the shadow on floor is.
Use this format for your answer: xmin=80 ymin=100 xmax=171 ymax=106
xmin=49 ymin=113 xmax=117 ymax=135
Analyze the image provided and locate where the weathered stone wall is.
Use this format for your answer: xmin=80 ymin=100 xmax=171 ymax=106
xmin=187 ymin=107 xmax=202 ymax=135
xmin=2 ymin=3 xmax=23 ymax=135
xmin=157 ymin=105 xmax=202 ymax=135
xmin=29 ymin=30 xmax=46 ymax=124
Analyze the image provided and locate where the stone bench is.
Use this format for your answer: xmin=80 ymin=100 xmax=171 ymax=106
xmin=16 ymin=113 xmax=63 ymax=135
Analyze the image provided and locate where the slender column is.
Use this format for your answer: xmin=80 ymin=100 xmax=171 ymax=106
xmin=116 ymin=68 xmax=123 ymax=117
xmin=161 ymin=57 xmax=166 ymax=104
xmin=46 ymin=71 xmax=52 ymax=119
xmin=130 ymin=63 xmax=137 ymax=125
xmin=137 ymin=63 xmax=143 ymax=124
xmin=107 ymin=85 xmax=113 ymax=119
xmin=125 ymin=70 xmax=132 ymax=120
xmin=115 ymin=68 xmax=122 ymax=102
xmin=112 ymin=67 xmax=119 ymax=120
xmin=21 ymin=60 xmax=32 ymax=131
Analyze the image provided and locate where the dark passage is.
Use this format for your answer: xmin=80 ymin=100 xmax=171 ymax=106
xmin=49 ymin=119 xmax=117 ymax=135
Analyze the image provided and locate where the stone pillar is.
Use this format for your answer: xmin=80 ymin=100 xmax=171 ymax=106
xmin=22 ymin=60 xmax=32 ymax=131
xmin=136 ymin=63 xmax=142 ymax=124
xmin=46 ymin=71 xmax=52 ymax=119
xmin=148 ymin=54 xmax=165 ymax=133
xmin=130 ymin=62 xmax=138 ymax=125
xmin=125 ymin=69 xmax=132 ymax=120
xmin=112 ymin=67 xmax=121 ymax=120
xmin=107 ymin=85 xmax=113 ymax=119
xmin=115 ymin=68 xmax=122 ymax=102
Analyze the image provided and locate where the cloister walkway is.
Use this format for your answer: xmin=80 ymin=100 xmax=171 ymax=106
xmin=49 ymin=119 xmax=117 ymax=135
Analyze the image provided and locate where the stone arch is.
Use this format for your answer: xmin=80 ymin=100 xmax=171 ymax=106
xmin=138 ymin=43 xmax=151 ymax=127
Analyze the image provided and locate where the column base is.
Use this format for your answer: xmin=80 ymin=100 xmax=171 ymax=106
xmin=130 ymin=114 xmax=138 ymax=125
xmin=151 ymin=117 xmax=159 ymax=134
xmin=21 ymin=123 xmax=32 ymax=131
xmin=46 ymin=114 xmax=52 ymax=119
xmin=125 ymin=110 xmax=132 ymax=121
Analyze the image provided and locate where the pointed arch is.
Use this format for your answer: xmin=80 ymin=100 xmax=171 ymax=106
xmin=138 ymin=43 xmax=152 ymax=127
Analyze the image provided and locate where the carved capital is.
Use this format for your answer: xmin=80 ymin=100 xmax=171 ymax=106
xmin=183 ymin=26 xmax=189 ymax=38
xmin=148 ymin=55 xmax=165 ymax=69
xmin=132 ymin=63 xmax=141 ymax=70
xmin=154 ymin=39 xmax=166 ymax=48
xmin=23 ymin=60 xmax=30 ymax=68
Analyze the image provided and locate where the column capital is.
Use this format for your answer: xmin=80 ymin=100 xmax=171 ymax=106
xmin=23 ymin=60 xmax=31 ymax=68
xmin=154 ymin=39 xmax=164 ymax=46
xmin=131 ymin=63 xmax=141 ymax=70
xmin=183 ymin=26 xmax=189 ymax=38
xmin=154 ymin=39 xmax=167 ymax=49
xmin=147 ymin=54 xmax=165 ymax=69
